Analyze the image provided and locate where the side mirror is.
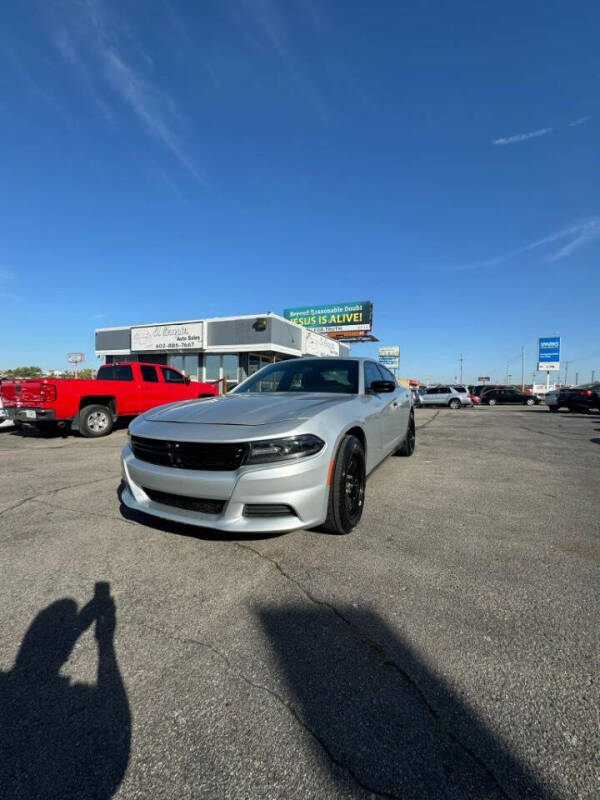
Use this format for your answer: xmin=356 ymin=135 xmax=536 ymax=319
xmin=368 ymin=380 xmax=396 ymax=394
xmin=185 ymin=376 xmax=191 ymax=385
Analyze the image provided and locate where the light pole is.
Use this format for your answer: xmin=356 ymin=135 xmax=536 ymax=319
xmin=521 ymin=345 xmax=525 ymax=390
xmin=593 ymin=370 xmax=596 ymax=382
xmin=459 ymin=354 xmax=464 ymax=385
xmin=575 ymin=371 xmax=579 ymax=385
xmin=564 ymin=361 xmax=570 ymax=386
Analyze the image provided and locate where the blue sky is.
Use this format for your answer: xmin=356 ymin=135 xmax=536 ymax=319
xmin=1 ymin=0 xmax=598 ymax=384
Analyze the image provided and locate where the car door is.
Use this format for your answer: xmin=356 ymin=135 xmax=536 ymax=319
xmin=158 ymin=366 xmax=189 ymax=404
xmin=422 ymin=387 xmax=439 ymax=406
xmin=362 ymin=361 xmax=386 ymax=470
xmin=138 ymin=364 xmax=165 ymax=411
xmin=377 ymin=364 xmax=408 ymax=447
xmin=437 ymin=386 xmax=452 ymax=405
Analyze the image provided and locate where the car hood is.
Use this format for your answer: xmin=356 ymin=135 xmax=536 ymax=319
xmin=144 ymin=392 xmax=355 ymax=426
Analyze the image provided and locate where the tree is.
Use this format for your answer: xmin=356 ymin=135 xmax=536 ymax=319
xmin=1 ymin=366 xmax=44 ymax=379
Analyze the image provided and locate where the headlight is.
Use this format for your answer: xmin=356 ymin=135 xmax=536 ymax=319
xmin=246 ymin=434 xmax=325 ymax=465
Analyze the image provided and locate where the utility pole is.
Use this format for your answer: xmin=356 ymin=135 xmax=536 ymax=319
xmin=592 ymin=370 xmax=596 ymax=382
xmin=521 ymin=345 xmax=524 ymax=390
xmin=575 ymin=371 xmax=579 ymax=385
xmin=505 ymin=361 xmax=509 ymax=384
xmin=459 ymin=354 xmax=463 ymax=385
xmin=564 ymin=361 xmax=570 ymax=386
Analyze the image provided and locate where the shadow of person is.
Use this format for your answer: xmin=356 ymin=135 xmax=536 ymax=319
xmin=0 ymin=583 xmax=131 ymax=800
xmin=258 ymin=605 xmax=548 ymax=799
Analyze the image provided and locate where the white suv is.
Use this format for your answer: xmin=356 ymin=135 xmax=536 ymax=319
xmin=421 ymin=385 xmax=473 ymax=409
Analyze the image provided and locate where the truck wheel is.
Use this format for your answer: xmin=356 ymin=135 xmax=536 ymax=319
xmin=323 ymin=434 xmax=366 ymax=535
xmin=79 ymin=405 xmax=114 ymax=437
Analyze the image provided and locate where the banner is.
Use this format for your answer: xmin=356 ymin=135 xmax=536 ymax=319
xmin=284 ymin=302 xmax=373 ymax=336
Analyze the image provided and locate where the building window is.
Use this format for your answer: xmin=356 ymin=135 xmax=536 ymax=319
xmin=205 ymin=355 xmax=220 ymax=381
xmin=222 ymin=354 xmax=239 ymax=382
xmin=168 ymin=354 xmax=198 ymax=379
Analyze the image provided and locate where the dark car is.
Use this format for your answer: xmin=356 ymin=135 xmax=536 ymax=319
xmin=481 ymin=388 xmax=539 ymax=406
xmin=554 ymin=383 xmax=600 ymax=413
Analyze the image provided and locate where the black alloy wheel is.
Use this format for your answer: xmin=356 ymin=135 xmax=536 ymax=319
xmin=395 ymin=413 xmax=416 ymax=457
xmin=323 ymin=434 xmax=366 ymax=535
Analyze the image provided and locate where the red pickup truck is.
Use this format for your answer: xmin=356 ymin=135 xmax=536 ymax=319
xmin=1 ymin=362 xmax=218 ymax=437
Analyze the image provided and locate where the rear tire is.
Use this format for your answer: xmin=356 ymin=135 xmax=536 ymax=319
xmin=488 ymin=398 xmax=497 ymax=406
xmin=449 ymin=398 xmax=461 ymax=409
xmin=79 ymin=404 xmax=114 ymax=438
xmin=323 ymin=434 xmax=366 ymax=535
xmin=395 ymin=413 xmax=416 ymax=457
xmin=526 ymin=397 xmax=535 ymax=406
xmin=548 ymin=405 xmax=559 ymax=412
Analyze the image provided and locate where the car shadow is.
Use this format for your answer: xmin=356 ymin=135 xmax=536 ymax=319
xmin=591 ymin=438 xmax=600 ymax=446
xmin=117 ymin=482 xmax=281 ymax=542
xmin=0 ymin=582 xmax=130 ymax=799
xmin=257 ymin=605 xmax=547 ymax=799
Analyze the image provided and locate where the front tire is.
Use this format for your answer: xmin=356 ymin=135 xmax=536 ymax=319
xmin=488 ymin=398 xmax=497 ymax=406
xmin=396 ymin=413 xmax=416 ymax=457
xmin=526 ymin=397 xmax=536 ymax=406
xmin=323 ymin=434 xmax=366 ymax=535
xmin=79 ymin=404 xmax=114 ymax=438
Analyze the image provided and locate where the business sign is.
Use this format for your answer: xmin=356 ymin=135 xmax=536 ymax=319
xmin=304 ymin=330 xmax=340 ymax=357
xmin=67 ymin=352 xmax=85 ymax=363
xmin=477 ymin=376 xmax=491 ymax=382
xmin=378 ymin=346 xmax=399 ymax=369
xmin=131 ymin=322 xmax=204 ymax=352
xmin=537 ymin=336 xmax=561 ymax=371
xmin=284 ymin=301 xmax=373 ymax=338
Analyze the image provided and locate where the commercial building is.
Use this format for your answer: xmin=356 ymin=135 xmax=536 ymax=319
xmin=95 ymin=313 xmax=350 ymax=386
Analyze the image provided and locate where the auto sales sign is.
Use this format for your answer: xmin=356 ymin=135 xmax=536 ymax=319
xmin=537 ymin=336 xmax=561 ymax=371
xmin=131 ymin=322 xmax=204 ymax=351
xmin=283 ymin=301 xmax=373 ymax=337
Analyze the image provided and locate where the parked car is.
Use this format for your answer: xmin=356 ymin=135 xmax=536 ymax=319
xmin=545 ymin=389 xmax=560 ymax=411
xmin=410 ymin=388 xmax=423 ymax=408
xmin=554 ymin=383 xmax=600 ymax=413
xmin=121 ymin=357 xmax=415 ymax=535
xmin=420 ymin=385 xmax=473 ymax=409
xmin=1 ymin=362 xmax=218 ymax=437
xmin=481 ymin=388 xmax=539 ymax=406
xmin=0 ymin=395 xmax=12 ymax=429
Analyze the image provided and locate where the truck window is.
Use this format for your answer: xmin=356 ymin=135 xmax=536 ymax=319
xmin=97 ymin=365 xmax=134 ymax=381
xmin=140 ymin=365 xmax=159 ymax=382
xmin=162 ymin=367 xmax=185 ymax=384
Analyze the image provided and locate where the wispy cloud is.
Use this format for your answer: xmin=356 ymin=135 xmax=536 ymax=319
xmin=47 ymin=0 xmax=203 ymax=183
xmin=568 ymin=116 xmax=591 ymax=127
xmin=93 ymin=313 xmax=105 ymax=319
xmin=492 ymin=127 xmax=553 ymax=146
xmin=445 ymin=218 xmax=600 ymax=272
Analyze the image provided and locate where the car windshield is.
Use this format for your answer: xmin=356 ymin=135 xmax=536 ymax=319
xmin=234 ymin=359 xmax=359 ymax=394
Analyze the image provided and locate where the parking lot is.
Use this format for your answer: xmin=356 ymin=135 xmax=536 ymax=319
xmin=1 ymin=406 xmax=598 ymax=800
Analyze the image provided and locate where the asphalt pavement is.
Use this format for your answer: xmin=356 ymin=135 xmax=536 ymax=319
xmin=0 ymin=406 xmax=598 ymax=799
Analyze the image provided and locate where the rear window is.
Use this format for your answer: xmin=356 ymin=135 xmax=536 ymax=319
xmin=97 ymin=365 xmax=133 ymax=381
xmin=454 ymin=387 xmax=467 ymax=393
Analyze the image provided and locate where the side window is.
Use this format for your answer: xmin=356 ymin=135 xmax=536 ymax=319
xmin=439 ymin=386 xmax=451 ymax=394
xmin=426 ymin=387 xmax=438 ymax=395
xmin=364 ymin=362 xmax=381 ymax=390
xmin=97 ymin=365 xmax=133 ymax=381
xmin=162 ymin=367 xmax=185 ymax=384
xmin=377 ymin=364 xmax=396 ymax=384
xmin=140 ymin=365 xmax=158 ymax=383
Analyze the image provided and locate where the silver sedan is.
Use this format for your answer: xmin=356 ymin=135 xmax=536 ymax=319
xmin=121 ymin=357 xmax=415 ymax=535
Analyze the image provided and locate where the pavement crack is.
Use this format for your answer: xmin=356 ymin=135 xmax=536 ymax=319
xmin=416 ymin=410 xmax=441 ymax=429
xmin=232 ymin=541 xmax=514 ymax=800
xmin=0 ymin=477 xmax=115 ymax=524
xmin=183 ymin=634 xmax=401 ymax=799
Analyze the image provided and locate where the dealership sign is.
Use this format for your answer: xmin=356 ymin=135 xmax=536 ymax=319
xmin=378 ymin=346 xmax=399 ymax=369
xmin=537 ymin=336 xmax=561 ymax=371
xmin=131 ymin=322 xmax=204 ymax=352
xmin=304 ymin=330 xmax=340 ymax=357
xmin=284 ymin=301 xmax=373 ymax=338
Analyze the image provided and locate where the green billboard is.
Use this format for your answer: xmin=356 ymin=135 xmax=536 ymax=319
xmin=283 ymin=301 xmax=373 ymax=336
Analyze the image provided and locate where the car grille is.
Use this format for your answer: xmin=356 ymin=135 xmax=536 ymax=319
xmin=142 ymin=487 xmax=225 ymax=515
xmin=131 ymin=435 xmax=248 ymax=471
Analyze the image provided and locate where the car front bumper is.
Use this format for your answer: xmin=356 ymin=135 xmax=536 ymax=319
xmin=121 ymin=443 xmax=331 ymax=533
